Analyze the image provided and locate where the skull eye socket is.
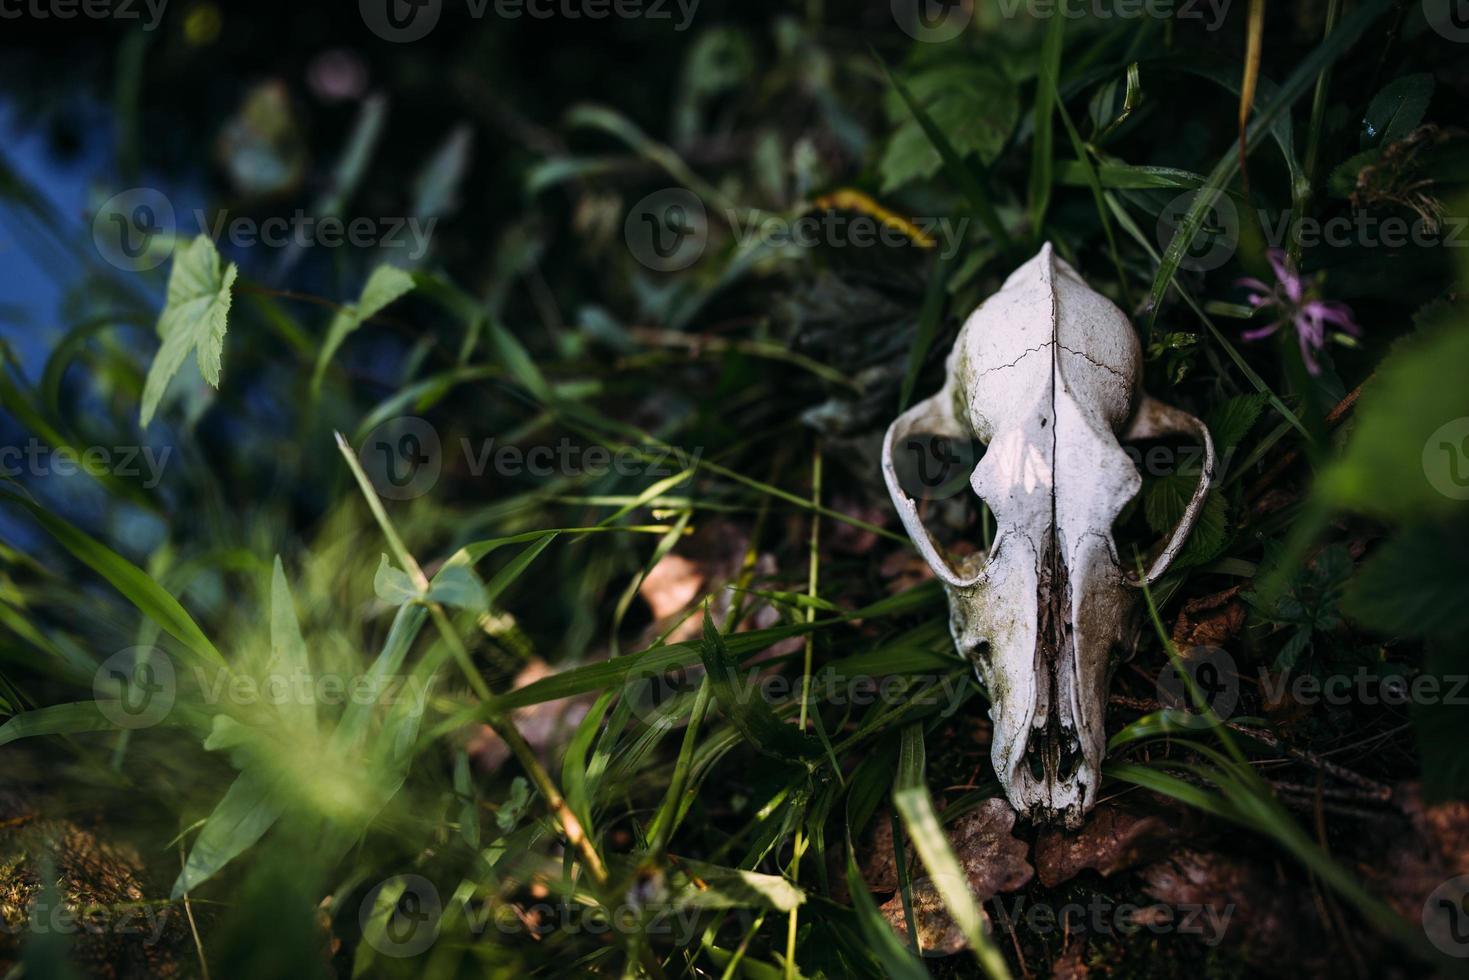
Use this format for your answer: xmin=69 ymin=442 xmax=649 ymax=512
xmin=1113 ymin=430 xmax=1211 ymax=569
xmin=889 ymin=431 xmax=990 ymax=556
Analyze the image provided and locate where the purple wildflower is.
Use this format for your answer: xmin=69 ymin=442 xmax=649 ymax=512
xmin=1236 ymin=249 xmax=1362 ymax=375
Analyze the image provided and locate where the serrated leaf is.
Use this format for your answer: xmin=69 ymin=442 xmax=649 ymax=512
xmin=1344 ymin=522 xmax=1469 ymax=639
xmin=312 ymin=265 xmax=416 ymax=393
xmin=1206 ymin=393 xmax=1267 ymax=458
xmin=140 ymin=236 xmax=238 ymax=427
xmin=1144 ymin=474 xmax=1228 ymax=568
xmin=879 ymin=64 xmax=1019 ymax=194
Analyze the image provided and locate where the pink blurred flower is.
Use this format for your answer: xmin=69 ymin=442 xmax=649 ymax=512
xmin=1236 ymin=249 xmax=1361 ymax=375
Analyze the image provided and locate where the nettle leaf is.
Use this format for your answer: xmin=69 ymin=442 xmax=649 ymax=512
xmin=880 ymin=63 xmax=1019 ymax=193
xmin=1344 ymin=522 xmax=1469 ymax=640
xmin=139 ymin=235 xmax=239 ymax=427
xmin=1144 ymin=473 xmax=1228 ymax=569
xmin=1206 ymin=393 xmax=1267 ymax=459
xmin=1361 ymin=72 xmax=1434 ymax=148
xmin=312 ymin=265 xmax=416 ymax=392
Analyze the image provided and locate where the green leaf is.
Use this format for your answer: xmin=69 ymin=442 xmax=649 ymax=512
xmin=373 ymin=554 xmax=488 ymax=613
xmin=844 ymin=847 xmax=930 ymax=980
xmin=899 ymin=248 xmax=954 ymax=412
xmin=698 ymin=615 xmax=819 ymax=763
xmin=0 ymin=701 xmax=116 ymax=747
xmin=1143 ymin=473 xmax=1228 ymax=568
xmin=496 ymin=776 xmax=531 ymax=832
xmin=0 ymin=493 xmax=225 ymax=666
xmin=140 ymin=235 xmax=238 ymax=427
xmin=172 ymin=771 xmax=284 ymax=898
xmin=1027 ymin=18 xmax=1065 ymax=236
xmin=311 ymin=265 xmax=416 ymax=393
xmin=1362 ymin=73 xmax=1434 ymax=148
xmin=880 ymin=63 xmax=1018 ymax=193
xmin=891 ymin=725 xmax=1012 ymax=979
xmin=1319 ymin=318 xmax=1469 ymax=521
xmin=1206 ymin=393 xmax=1267 ymax=459
xmin=1345 ymin=522 xmax=1469 ymax=639
xmin=268 ymin=556 xmax=313 ymax=728
xmin=669 ymin=858 xmax=805 ymax=912
xmin=372 ymin=554 xmax=418 ymax=605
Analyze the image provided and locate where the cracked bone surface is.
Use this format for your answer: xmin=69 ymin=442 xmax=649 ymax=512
xmin=882 ymin=243 xmax=1215 ymax=828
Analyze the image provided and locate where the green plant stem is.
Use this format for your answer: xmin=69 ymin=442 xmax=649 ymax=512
xmin=1291 ymin=0 xmax=1343 ymax=265
xmin=334 ymin=433 xmax=611 ymax=890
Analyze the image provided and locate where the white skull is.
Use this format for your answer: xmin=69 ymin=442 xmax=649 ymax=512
xmin=882 ymin=244 xmax=1215 ymax=828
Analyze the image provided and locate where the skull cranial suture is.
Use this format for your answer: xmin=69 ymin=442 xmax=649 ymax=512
xmin=882 ymin=243 xmax=1215 ymax=828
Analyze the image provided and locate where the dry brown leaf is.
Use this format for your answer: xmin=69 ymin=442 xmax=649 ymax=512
xmin=1169 ymin=585 xmax=1246 ymax=651
xmin=1140 ymin=848 xmax=1325 ymax=969
xmin=879 ymin=798 xmax=1034 ymax=955
xmin=1035 ymin=802 xmax=1180 ymax=888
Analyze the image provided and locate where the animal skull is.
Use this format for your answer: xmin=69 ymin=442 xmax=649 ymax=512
xmin=881 ymin=244 xmax=1214 ymax=828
